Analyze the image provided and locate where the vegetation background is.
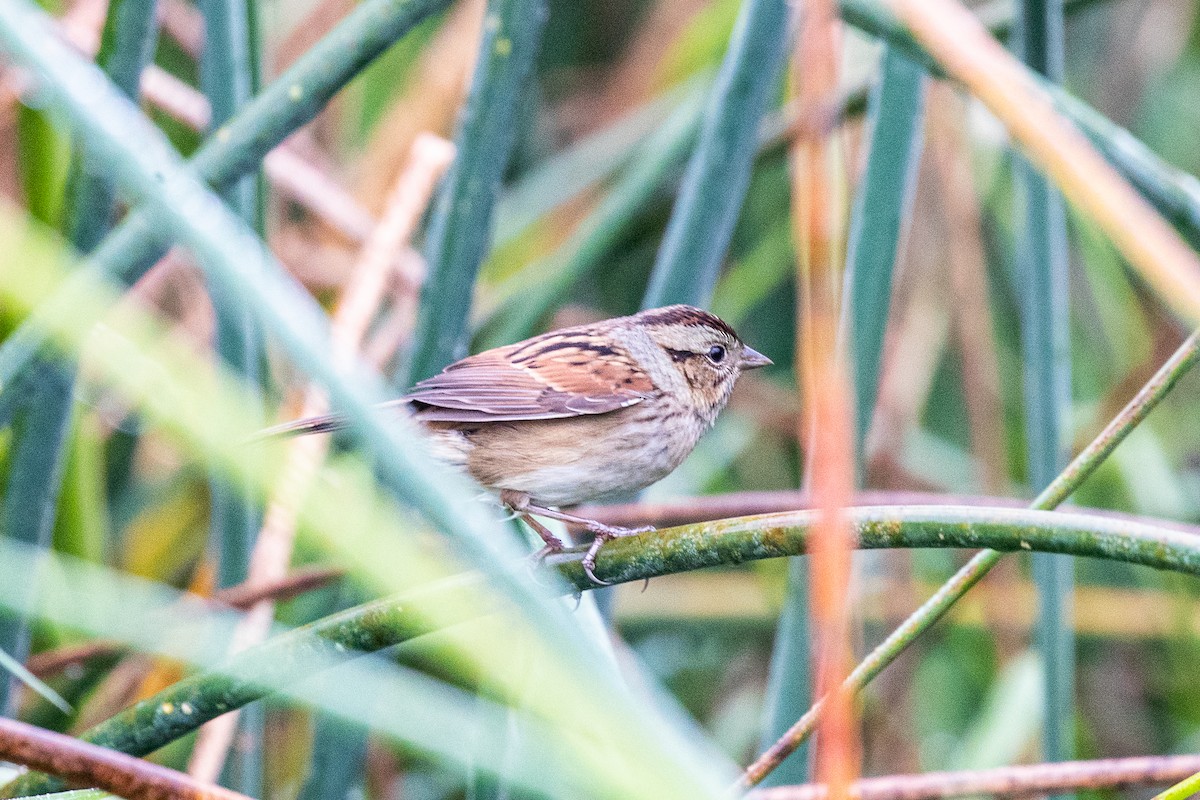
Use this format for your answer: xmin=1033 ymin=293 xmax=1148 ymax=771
xmin=2 ymin=0 xmax=1200 ymax=798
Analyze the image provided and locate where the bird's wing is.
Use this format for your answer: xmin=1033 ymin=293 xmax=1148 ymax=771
xmin=406 ymin=331 xmax=656 ymax=422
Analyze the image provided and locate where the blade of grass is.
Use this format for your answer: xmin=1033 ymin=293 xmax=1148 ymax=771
xmin=197 ymin=0 xmax=262 ymax=598
xmin=404 ymin=0 xmax=548 ymax=382
xmin=491 ymin=87 xmax=679 ymax=247
xmin=1012 ymin=0 xmax=1073 ymax=782
xmin=640 ymin=0 xmax=790 ymax=309
xmin=0 ymin=546 xmax=73 ymax=714
xmin=841 ymin=48 xmax=925 ymax=457
xmin=66 ymin=0 xmax=160 ymax=254
xmin=758 ymin=556 xmax=811 ymax=788
xmin=0 ymin=368 xmax=73 ymax=716
xmin=384 ymin=7 xmax=546 ymax=785
xmin=194 ymin=0 xmax=264 ymax=789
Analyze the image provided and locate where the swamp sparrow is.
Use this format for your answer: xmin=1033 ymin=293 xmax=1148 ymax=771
xmin=271 ymin=304 xmax=771 ymax=583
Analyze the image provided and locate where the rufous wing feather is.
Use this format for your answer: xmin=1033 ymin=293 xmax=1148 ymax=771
xmin=406 ymin=330 xmax=656 ymax=422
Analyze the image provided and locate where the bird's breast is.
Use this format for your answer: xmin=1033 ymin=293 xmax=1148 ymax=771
xmin=439 ymin=400 xmax=707 ymax=508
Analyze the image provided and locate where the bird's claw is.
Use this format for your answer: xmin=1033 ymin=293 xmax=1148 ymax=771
xmin=579 ymin=523 xmax=656 ymax=586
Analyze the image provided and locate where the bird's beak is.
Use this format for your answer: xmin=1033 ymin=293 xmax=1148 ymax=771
xmin=739 ymin=347 xmax=773 ymax=370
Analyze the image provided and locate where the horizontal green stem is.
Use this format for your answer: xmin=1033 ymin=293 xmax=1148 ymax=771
xmin=5 ymin=503 xmax=1200 ymax=797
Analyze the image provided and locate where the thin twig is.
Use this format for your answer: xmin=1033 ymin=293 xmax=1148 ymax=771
xmin=748 ymin=754 xmax=1200 ymax=800
xmin=0 ymin=715 xmax=251 ymax=800
xmin=140 ymin=65 xmax=211 ymax=130
xmin=210 ymin=564 xmax=345 ymax=610
xmin=25 ymin=641 xmax=124 ymax=680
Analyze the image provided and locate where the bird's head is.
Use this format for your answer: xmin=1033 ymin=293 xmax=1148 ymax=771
xmin=634 ymin=304 xmax=772 ymax=424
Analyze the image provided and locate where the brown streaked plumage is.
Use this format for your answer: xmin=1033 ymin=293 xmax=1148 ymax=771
xmin=267 ymin=304 xmax=771 ymax=583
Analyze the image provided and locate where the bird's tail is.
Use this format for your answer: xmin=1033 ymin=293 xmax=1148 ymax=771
xmin=251 ymin=398 xmax=412 ymax=441
xmin=252 ymin=412 xmax=348 ymax=440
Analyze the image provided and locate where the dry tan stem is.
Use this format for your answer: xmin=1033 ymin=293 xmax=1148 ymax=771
xmin=748 ymin=754 xmax=1200 ymax=800
xmin=890 ymin=0 xmax=1200 ymax=324
xmin=926 ymin=84 xmax=1007 ymax=493
xmin=158 ymin=0 xmax=204 ymax=58
xmin=141 ymin=66 xmax=211 ymax=130
xmin=185 ymin=134 xmax=454 ymax=783
xmin=265 ymin=145 xmax=374 ymax=241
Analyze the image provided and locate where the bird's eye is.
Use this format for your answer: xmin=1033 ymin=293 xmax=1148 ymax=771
xmin=707 ymin=344 xmax=727 ymax=364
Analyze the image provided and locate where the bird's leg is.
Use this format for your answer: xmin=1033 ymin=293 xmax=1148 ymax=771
xmin=500 ymin=490 xmax=565 ymax=565
xmin=519 ymin=502 xmax=655 ymax=586
xmin=520 ymin=513 xmax=564 ymax=561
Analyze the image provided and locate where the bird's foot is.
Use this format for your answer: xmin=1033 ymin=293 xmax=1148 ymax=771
xmin=578 ymin=522 xmax=656 ymax=586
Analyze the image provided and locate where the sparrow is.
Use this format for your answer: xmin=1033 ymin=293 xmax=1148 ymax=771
xmin=269 ymin=304 xmax=772 ymax=584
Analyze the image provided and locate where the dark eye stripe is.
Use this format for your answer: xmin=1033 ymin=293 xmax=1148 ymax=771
xmin=663 ymin=347 xmax=695 ymax=363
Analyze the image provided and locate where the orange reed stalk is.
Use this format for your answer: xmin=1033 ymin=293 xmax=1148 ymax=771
xmin=789 ymin=0 xmax=860 ymax=798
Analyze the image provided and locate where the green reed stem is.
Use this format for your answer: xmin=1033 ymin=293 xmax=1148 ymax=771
xmin=1013 ymin=0 xmax=1074 ymax=781
xmin=1151 ymin=768 xmax=1200 ymax=800
xmin=842 ymin=48 xmax=926 ymax=459
xmin=641 ymin=0 xmax=790 ymax=310
xmin=405 ymin=0 xmax=548 ymax=382
xmin=198 ymin=0 xmax=266 ymax=789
